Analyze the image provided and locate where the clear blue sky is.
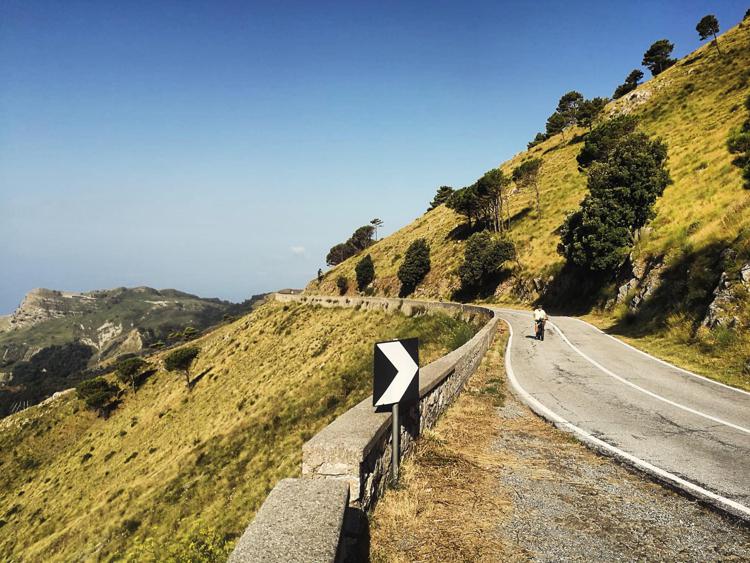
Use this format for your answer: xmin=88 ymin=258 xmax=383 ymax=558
xmin=1 ymin=1 xmax=746 ymax=312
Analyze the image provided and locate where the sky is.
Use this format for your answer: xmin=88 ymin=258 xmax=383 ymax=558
xmin=1 ymin=0 xmax=747 ymax=313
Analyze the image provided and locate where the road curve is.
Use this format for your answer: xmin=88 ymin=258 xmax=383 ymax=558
xmin=495 ymin=308 xmax=750 ymax=521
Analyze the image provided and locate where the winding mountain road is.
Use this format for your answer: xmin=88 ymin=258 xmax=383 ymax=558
xmin=495 ymin=308 xmax=750 ymax=521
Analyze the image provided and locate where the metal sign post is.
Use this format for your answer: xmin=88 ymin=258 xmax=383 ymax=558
xmin=392 ymin=402 xmax=399 ymax=481
xmin=373 ymin=337 xmax=419 ymax=483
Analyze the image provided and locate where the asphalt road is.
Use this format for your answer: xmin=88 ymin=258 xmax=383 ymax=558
xmin=496 ymin=308 xmax=750 ymax=521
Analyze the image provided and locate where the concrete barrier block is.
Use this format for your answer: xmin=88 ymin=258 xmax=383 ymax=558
xmin=229 ymin=478 xmax=350 ymax=563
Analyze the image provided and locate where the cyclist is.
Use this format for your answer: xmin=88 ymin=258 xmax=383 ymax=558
xmin=533 ymin=306 xmax=548 ymax=341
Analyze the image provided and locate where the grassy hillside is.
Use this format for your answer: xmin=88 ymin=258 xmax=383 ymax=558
xmin=0 ymin=299 xmax=477 ymax=561
xmin=311 ymin=20 xmax=750 ymax=387
xmin=0 ymin=287 xmax=252 ymax=418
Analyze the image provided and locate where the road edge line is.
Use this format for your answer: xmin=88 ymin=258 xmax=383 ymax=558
xmin=567 ymin=317 xmax=750 ymax=398
xmin=547 ymin=321 xmax=750 ymax=435
xmin=500 ymin=317 xmax=750 ymax=524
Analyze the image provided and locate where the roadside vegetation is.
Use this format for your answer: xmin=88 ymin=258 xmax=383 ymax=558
xmin=0 ymin=300 xmax=479 ymax=561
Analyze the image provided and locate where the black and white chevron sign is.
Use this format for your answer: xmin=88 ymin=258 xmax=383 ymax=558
xmin=373 ymin=337 xmax=419 ymax=407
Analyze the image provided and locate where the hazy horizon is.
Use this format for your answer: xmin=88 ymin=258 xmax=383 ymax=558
xmin=2 ymin=0 xmax=747 ymax=314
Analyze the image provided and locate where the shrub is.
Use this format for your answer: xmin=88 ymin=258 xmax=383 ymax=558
xmin=458 ymin=232 xmax=516 ymax=289
xmin=164 ymin=347 xmax=200 ymax=387
xmin=397 ymin=239 xmax=431 ymax=296
xmin=336 ymin=275 xmax=349 ymax=295
xmin=355 ymin=254 xmax=375 ymax=291
xmin=115 ymin=357 xmax=150 ymax=392
xmin=76 ymin=377 xmax=120 ymax=415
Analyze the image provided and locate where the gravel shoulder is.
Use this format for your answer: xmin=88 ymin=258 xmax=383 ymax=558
xmin=369 ymin=333 xmax=750 ymax=562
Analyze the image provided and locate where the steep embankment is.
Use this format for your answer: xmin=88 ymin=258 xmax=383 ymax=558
xmin=0 ymin=299 xmax=477 ymax=561
xmin=311 ymin=21 xmax=750 ymax=387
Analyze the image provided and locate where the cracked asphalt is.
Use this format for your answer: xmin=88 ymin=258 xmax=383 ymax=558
xmin=495 ymin=309 xmax=750 ymax=517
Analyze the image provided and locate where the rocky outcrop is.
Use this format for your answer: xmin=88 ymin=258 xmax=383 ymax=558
xmin=702 ymin=251 xmax=750 ymax=329
xmin=608 ymin=255 xmax=665 ymax=311
xmin=6 ymin=289 xmax=88 ymax=331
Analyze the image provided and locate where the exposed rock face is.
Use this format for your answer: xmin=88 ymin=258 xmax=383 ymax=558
xmin=6 ymin=289 xmax=89 ymax=331
xmin=611 ymin=256 xmax=665 ymax=311
xmin=702 ymin=253 xmax=750 ymax=329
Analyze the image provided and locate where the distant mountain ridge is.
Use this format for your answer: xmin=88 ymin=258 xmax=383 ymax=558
xmin=0 ymin=286 xmax=255 ymax=417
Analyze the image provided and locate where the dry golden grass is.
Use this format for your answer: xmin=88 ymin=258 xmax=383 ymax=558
xmin=0 ymin=300 xmax=476 ymax=562
xmin=369 ymin=331 xmax=525 ymax=562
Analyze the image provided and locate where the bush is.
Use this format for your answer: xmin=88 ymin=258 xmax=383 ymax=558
xmin=576 ymin=115 xmax=638 ymax=169
xmin=355 ymin=254 xmax=375 ymax=291
xmin=115 ymin=357 xmax=150 ymax=392
xmin=336 ymin=275 xmax=349 ymax=295
xmin=458 ymin=232 xmax=516 ymax=290
xmin=397 ymin=239 xmax=431 ymax=296
xmin=164 ymin=347 xmax=200 ymax=386
xmin=76 ymin=377 xmax=120 ymax=415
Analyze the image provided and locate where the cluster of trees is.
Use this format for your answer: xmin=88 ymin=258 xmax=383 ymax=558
xmin=613 ymin=14 xmax=727 ymax=101
xmin=446 ymin=169 xmax=511 ymax=231
xmin=12 ymin=342 xmax=93 ymax=387
xmin=326 ymin=224 xmax=376 ymax=266
xmin=528 ymin=92 xmax=608 ymax=148
xmin=333 ymin=237 xmax=430 ymax=297
xmin=76 ymin=346 xmax=201 ymax=416
xmin=559 ymin=121 xmax=671 ymax=271
xmin=446 ymin=156 xmax=545 ymax=230
xmin=533 ymin=14 xmax=729 ymax=147
xmin=728 ymin=94 xmax=750 ymax=189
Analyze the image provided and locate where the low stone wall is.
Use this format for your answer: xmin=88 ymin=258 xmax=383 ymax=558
xmin=230 ymin=293 xmax=498 ymax=562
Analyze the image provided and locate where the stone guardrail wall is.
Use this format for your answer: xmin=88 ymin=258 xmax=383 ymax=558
xmin=230 ymin=293 xmax=499 ymax=562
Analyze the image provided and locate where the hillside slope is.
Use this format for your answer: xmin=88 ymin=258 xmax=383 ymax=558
xmin=0 ymin=299 xmax=477 ymax=561
xmin=0 ymin=286 xmax=252 ymax=418
xmin=311 ymin=20 xmax=750 ymax=387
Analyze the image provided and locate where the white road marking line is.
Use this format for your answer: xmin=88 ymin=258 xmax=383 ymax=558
xmin=547 ymin=320 xmax=750 ymax=436
xmin=565 ymin=316 xmax=750 ymax=398
xmin=500 ymin=318 xmax=750 ymax=521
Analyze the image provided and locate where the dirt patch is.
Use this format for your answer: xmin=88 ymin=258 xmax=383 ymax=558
xmin=369 ymin=333 xmax=750 ymax=562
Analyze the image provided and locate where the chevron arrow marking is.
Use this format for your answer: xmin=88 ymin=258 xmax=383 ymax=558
xmin=375 ymin=341 xmax=418 ymax=406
